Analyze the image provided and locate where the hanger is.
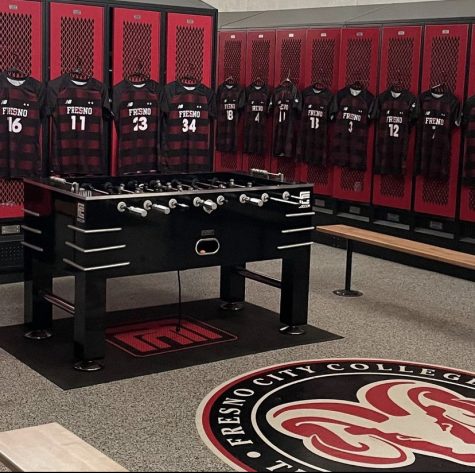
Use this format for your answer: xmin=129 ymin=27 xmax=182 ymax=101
xmin=350 ymin=79 xmax=365 ymax=91
xmin=68 ymin=57 xmax=91 ymax=81
xmin=280 ymin=69 xmax=293 ymax=87
xmin=127 ymin=60 xmax=149 ymax=84
xmin=430 ymin=81 xmax=447 ymax=95
xmin=224 ymin=75 xmax=236 ymax=86
xmin=252 ymin=75 xmax=265 ymax=88
xmin=312 ymin=68 xmax=326 ymax=91
xmin=4 ymin=54 xmax=29 ymax=80
xmin=390 ymin=69 xmax=404 ymax=93
xmin=178 ymin=62 xmax=200 ymax=86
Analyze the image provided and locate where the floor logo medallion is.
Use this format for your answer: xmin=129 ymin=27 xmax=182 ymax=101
xmin=197 ymin=359 xmax=475 ymax=471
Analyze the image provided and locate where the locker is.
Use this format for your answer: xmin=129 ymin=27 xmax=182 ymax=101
xmin=332 ymin=27 xmax=380 ymax=204
xmin=166 ymin=13 xmax=213 ymax=87
xmin=270 ymin=28 xmax=306 ymax=182
xmin=242 ymin=30 xmax=275 ymax=172
xmin=372 ymin=26 xmax=422 ymax=211
xmin=111 ymin=7 xmax=161 ymax=175
xmin=460 ymin=25 xmax=475 ymax=223
xmin=0 ymin=0 xmax=42 ymax=219
xmin=215 ymin=30 xmax=246 ymax=172
xmin=413 ymin=24 xmax=469 ymax=218
xmin=301 ymin=28 xmax=340 ymax=196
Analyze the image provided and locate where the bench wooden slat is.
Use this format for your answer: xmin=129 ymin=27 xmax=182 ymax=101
xmin=316 ymin=224 xmax=475 ymax=271
xmin=0 ymin=423 xmax=128 ymax=472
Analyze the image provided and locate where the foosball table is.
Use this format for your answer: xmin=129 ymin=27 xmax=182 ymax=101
xmin=22 ymin=171 xmax=314 ymax=370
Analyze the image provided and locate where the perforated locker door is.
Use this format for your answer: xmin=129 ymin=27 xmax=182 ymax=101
xmin=373 ymin=26 xmax=422 ymax=210
xmin=166 ymin=13 xmax=213 ymax=87
xmin=215 ymin=30 xmax=246 ymax=172
xmin=460 ymin=25 xmax=475 ymax=223
xmin=270 ymin=29 xmax=306 ymax=182
xmin=414 ymin=24 xmax=468 ymax=218
xmin=0 ymin=0 xmax=42 ymax=219
xmin=49 ymin=3 xmax=104 ymax=81
xmin=302 ymin=28 xmax=340 ymax=196
xmin=111 ymin=8 xmax=160 ymax=176
xmin=242 ymin=30 xmax=275 ymax=173
xmin=332 ymin=28 xmax=380 ymax=203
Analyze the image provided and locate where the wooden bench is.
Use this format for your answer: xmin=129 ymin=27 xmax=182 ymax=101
xmin=316 ymin=224 xmax=475 ymax=297
xmin=0 ymin=423 xmax=128 ymax=472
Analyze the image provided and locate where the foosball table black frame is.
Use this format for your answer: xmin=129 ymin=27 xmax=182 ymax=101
xmin=22 ymin=171 xmax=314 ymax=371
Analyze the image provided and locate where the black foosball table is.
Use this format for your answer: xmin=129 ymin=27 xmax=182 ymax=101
xmin=22 ymin=171 xmax=314 ymax=371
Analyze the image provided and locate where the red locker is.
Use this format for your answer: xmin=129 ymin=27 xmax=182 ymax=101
xmin=460 ymin=25 xmax=475 ymax=223
xmin=166 ymin=13 xmax=213 ymax=87
xmin=0 ymin=0 xmax=42 ymax=219
xmin=270 ymin=29 xmax=306 ymax=182
xmin=215 ymin=30 xmax=246 ymax=172
xmin=111 ymin=8 xmax=161 ymax=175
xmin=49 ymin=2 xmax=104 ymax=81
xmin=302 ymin=28 xmax=341 ymax=195
xmin=332 ymin=27 xmax=380 ymax=203
xmin=414 ymin=24 xmax=468 ymax=218
xmin=373 ymin=26 xmax=422 ymax=210
xmin=242 ymin=30 xmax=275 ymax=172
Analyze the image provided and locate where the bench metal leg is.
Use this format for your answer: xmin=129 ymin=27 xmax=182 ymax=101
xmin=334 ymin=240 xmax=363 ymax=297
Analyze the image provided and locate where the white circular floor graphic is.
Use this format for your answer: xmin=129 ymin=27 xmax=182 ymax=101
xmin=196 ymin=359 xmax=475 ymax=472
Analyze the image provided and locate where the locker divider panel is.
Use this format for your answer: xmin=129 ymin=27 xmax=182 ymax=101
xmin=414 ymin=24 xmax=469 ymax=218
xmin=111 ymin=7 xmax=161 ymax=175
xmin=460 ymin=25 xmax=475 ymax=223
xmin=302 ymin=28 xmax=340 ymax=196
xmin=215 ymin=30 xmax=246 ymax=172
xmin=332 ymin=27 xmax=380 ymax=204
xmin=373 ymin=26 xmax=422 ymax=212
xmin=271 ymin=28 xmax=306 ymax=182
xmin=242 ymin=30 xmax=275 ymax=172
xmin=0 ymin=0 xmax=43 ymax=219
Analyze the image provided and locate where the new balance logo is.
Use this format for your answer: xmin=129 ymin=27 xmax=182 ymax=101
xmin=1 ymin=100 xmax=7 ymax=105
xmin=127 ymin=102 xmax=134 ymax=107
xmin=178 ymin=104 xmax=184 ymax=109
xmin=65 ymin=99 xmax=72 ymax=105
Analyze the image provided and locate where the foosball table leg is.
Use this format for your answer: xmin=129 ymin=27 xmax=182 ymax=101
xmin=220 ymin=265 xmax=245 ymax=312
xmin=73 ymin=273 xmax=107 ymax=371
xmin=279 ymin=246 xmax=311 ymax=335
xmin=24 ymin=257 xmax=53 ymax=340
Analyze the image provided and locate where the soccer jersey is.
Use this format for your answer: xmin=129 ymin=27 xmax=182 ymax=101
xmin=113 ymin=79 xmax=162 ymax=175
xmin=0 ymin=74 xmax=45 ymax=178
xmin=370 ymin=88 xmax=418 ymax=176
xmin=216 ymin=82 xmax=245 ymax=153
xmin=330 ymin=86 xmax=374 ymax=171
xmin=47 ymin=74 xmax=110 ymax=175
xmin=243 ymin=83 xmax=270 ymax=156
xmin=415 ymin=90 xmax=461 ymax=181
xmin=296 ymin=86 xmax=334 ymax=165
xmin=269 ymin=83 xmax=301 ymax=158
xmin=161 ymin=81 xmax=216 ymax=172
xmin=462 ymin=95 xmax=475 ymax=186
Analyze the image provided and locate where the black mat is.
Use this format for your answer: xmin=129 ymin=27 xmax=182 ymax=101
xmin=0 ymin=299 xmax=342 ymax=390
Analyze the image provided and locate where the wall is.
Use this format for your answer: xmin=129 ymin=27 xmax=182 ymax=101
xmin=210 ymin=0 xmax=447 ymax=13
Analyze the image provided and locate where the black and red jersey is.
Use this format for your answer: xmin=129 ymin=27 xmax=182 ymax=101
xmin=369 ymin=88 xmax=418 ymax=176
xmin=216 ymin=82 xmax=245 ymax=153
xmin=462 ymin=95 xmax=475 ymax=186
xmin=330 ymin=86 xmax=374 ymax=171
xmin=269 ymin=83 xmax=301 ymax=158
xmin=415 ymin=90 xmax=461 ymax=181
xmin=0 ymin=74 xmax=45 ymax=178
xmin=113 ymin=79 xmax=162 ymax=175
xmin=47 ymin=74 xmax=110 ymax=175
xmin=243 ymin=83 xmax=270 ymax=156
xmin=296 ymin=86 xmax=334 ymax=166
xmin=161 ymin=81 xmax=216 ymax=172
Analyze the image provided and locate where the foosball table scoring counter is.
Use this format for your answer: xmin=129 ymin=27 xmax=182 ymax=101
xmin=22 ymin=171 xmax=314 ymax=371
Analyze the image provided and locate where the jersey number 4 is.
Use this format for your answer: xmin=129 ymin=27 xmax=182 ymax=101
xmin=182 ymin=118 xmax=197 ymax=133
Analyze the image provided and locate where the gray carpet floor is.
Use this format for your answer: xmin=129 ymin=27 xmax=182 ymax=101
xmin=0 ymin=243 xmax=473 ymax=472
